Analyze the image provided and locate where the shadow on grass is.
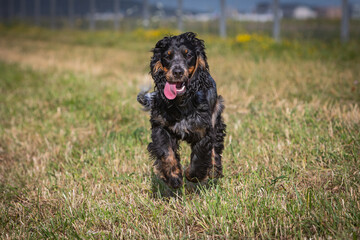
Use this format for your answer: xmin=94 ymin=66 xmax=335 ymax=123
xmin=150 ymin=171 xmax=221 ymax=200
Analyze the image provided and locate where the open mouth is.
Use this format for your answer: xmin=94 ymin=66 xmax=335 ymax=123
xmin=175 ymin=82 xmax=186 ymax=94
xmin=164 ymin=81 xmax=186 ymax=100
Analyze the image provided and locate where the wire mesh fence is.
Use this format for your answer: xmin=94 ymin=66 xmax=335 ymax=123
xmin=0 ymin=0 xmax=358 ymax=42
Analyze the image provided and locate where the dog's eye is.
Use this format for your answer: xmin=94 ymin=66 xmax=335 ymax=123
xmin=183 ymin=49 xmax=192 ymax=59
xmin=164 ymin=53 xmax=172 ymax=60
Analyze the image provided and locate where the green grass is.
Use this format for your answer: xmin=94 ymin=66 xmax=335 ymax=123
xmin=0 ymin=26 xmax=359 ymax=239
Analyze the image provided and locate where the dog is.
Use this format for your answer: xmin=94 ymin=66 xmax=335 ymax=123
xmin=137 ymin=32 xmax=226 ymax=189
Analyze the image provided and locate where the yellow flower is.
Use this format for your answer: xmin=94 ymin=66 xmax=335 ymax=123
xmin=145 ymin=29 xmax=162 ymax=39
xmin=134 ymin=28 xmax=180 ymax=40
xmin=236 ymin=34 xmax=251 ymax=43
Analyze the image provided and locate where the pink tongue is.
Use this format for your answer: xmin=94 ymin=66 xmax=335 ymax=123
xmin=164 ymin=82 xmax=177 ymax=100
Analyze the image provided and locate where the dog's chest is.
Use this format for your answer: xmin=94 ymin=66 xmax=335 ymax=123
xmin=168 ymin=115 xmax=206 ymax=140
xmin=153 ymin=107 xmax=206 ymax=141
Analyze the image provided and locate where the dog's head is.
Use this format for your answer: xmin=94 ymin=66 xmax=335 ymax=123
xmin=150 ymin=32 xmax=209 ymax=100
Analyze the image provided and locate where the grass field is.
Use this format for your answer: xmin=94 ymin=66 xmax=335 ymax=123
xmin=0 ymin=26 xmax=359 ymax=239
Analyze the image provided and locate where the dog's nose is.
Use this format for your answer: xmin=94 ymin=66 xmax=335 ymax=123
xmin=173 ymin=68 xmax=184 ymax=79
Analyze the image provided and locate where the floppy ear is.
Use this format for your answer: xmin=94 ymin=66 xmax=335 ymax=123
xmin=150 ymin=37 xmax=169 ymax=75
xmin=184 ymin=32 xmax=209 ymax=74
xmin=193 ymin=56 xmax=206 ymax=74
xmin=153 ymin=61 xmax=163 ymax=73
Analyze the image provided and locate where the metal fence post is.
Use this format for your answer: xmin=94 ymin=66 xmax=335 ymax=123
xmin=8 ymin=0 xmax=14 ymax=22
xmin=114 ymin=0 xmax=120 ymax=31
xmin=219 ymin=0 xmax=226 ymax=38
xmin=272 ymin=0 xmax=280 ymax=42
xmin=90 ymin=0 xmax=95 ymax=30
xmin=20 ymin=0 xmax=26 ymax=22
xmin=51 ymin=0 xmax=56 ymax=29
xmin=35 ymin=0 xmax=40 ymax=26
xmin=177 ymin=0 xmax=183 ymax=32
xmin=341 ymin=0 xmax=349 ymax=43
xmin=143 ymin=0 xmax=149 ymax=28
xmin=68 ymin=0 xmax=74 ymax=28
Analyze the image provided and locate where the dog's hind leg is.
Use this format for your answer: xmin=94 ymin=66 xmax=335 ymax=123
xmin=148 ymin=127 xmax=183 ymax=189
xmin=208 ymin=96 xmax=226 ymax=179
xmin=208 ymin=117 xmax=226 ymax=179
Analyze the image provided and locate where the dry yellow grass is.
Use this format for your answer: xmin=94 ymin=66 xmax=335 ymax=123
xmin=0 ymin=38 xmax=149 ymax=77
xmin=1 ymin=37 xmax=358 ymax=124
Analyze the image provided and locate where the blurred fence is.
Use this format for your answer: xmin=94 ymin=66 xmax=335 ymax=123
xmin=0 ymin=0 xmax=357 ymax=42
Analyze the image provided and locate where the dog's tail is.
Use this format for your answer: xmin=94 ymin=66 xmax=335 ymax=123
xmin=137 ymin=88 xmax=155 ymax=112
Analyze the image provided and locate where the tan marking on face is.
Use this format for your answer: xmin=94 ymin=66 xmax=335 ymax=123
xmin=167 ymin=51 xmax=171 ymax=55
xmin=184 ymin=49 xmax=188 ymax=54
xmin=188 ymin=66 xmax=195 ymax=75
xmin=166 ymin=66 xmax=189 ymax=82
xmin=153 ymin=61 xmax=163 ymax=73
xmin=184 ymin=67 xmax=189 ymax=78
xmin=165 ymin=69 xmax=172 ymax=80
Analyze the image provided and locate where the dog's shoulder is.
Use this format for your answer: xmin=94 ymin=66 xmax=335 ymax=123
xmin=206 ymin=75 xmax=218 ymax=110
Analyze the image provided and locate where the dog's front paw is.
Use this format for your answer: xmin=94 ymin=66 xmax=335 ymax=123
xmin=168 ymin=175 xmax=183 ymax=189
xmin=185 ymin=167 xmax=196 ymax=182
xmin=154 ymin=167 xmax=183 ymax=189
xmin=207 ymin=166 xmax=224 ymax=179
xmin=185 ymin=167 xmax=208 ymax=183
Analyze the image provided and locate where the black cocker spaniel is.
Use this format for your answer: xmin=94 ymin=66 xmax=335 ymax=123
xmin=137 ymin=32 xmax=226 ymax=189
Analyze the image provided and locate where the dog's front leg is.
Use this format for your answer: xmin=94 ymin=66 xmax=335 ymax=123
xmin=185 ymin=135 xmax=213 ymax=182
xmin=147 ymin=126 xmax=183 ymax=189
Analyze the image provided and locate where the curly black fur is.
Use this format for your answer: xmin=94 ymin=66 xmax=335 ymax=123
xmin=137 ymin=32 xmax=226 ymax=189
